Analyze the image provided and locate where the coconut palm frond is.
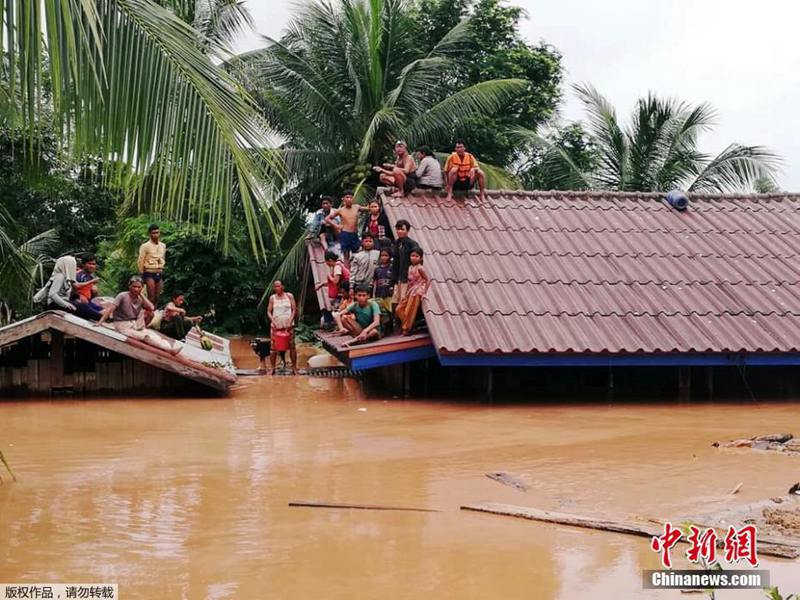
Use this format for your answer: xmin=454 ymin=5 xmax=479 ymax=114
xmin=4 ymin=0 xmax=282 ymax=254
xmin=688 ymin=145 xmax=782 ymax=193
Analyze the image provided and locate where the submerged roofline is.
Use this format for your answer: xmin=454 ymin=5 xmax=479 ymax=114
xmin=437 ymin=352 xmax=800 ymax=368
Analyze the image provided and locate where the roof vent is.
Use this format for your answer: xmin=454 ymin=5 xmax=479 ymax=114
xmin=665 ymin=190 xmax=689 ymax=211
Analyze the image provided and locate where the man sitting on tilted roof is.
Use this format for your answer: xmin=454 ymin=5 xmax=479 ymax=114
xmin=444 ymin=139 xmax=487 ymax=202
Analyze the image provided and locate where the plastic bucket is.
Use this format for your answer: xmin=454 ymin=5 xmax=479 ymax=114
xmin=272 ymin=330 xmax=291 ymax=352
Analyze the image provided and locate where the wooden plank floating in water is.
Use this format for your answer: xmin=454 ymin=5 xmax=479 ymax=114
xmin=460 ymin=503 xmax=799 ymax=560
xmin=289 ymin=500 xmax=438 ymax=513
xmin=486 ymin=472 xmax=529 ymax=492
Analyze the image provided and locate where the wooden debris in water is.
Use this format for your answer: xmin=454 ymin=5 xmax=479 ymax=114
xmin=485 ymin=472 xmax=529 ymax=492
xmin=729 ymin=482 xmax=743 ymax=495
xmin=289 ymin=500 xmax=438 ymax=513
xmin=460 ymin=503 xmax=800 ymax=559
xmin=713 ymin=433 xmax=800 ymax=454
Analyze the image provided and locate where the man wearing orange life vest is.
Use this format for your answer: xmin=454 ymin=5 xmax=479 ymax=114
xmin=444 ymin=139 xmax=487 ymax=202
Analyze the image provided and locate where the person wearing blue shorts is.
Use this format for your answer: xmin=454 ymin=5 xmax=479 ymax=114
xmin=325 ymin=190 xmax=368 ymax=264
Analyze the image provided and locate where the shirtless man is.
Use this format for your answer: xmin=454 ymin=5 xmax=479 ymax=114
xmin=374 ymin=140 xmax=417 ymax=197
xmin=324 ymin=190 xmax=367 ymax=264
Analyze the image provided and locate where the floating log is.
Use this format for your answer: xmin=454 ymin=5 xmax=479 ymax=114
xmin=460 ymin=503 xmax=799 ymax=559
xmin=486 ymin=472 xmax=529 ymax=492
xmin=289 ymin=500 xmax=437 ymax=513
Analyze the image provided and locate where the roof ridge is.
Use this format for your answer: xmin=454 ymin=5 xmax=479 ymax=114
xmin=427 ymin=249 xmax=798 ymax=259
xmin=418 ymin=224 xmax=800 ymax=235
xmin=430 ymin=278 xmax=800 ymax=286
xmin=387 ymin=189 xmax=800 ymax=201
xmin=424 ymin=308 xmax=800 ymax=318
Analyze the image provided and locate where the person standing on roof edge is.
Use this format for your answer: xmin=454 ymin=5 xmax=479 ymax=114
xmin=415 ymin=145 xmax=443 ymax=192
xmin=267 ymin=280 xmax=298 ymax=376
xmin=324 ymin=190 xmax=366 ymax=265
xmin=360 ymin=199 xmax=393 ymax=250
xmin=138 ymin=223 xmax=166 ymax=305
xmin=391 ymin=220 xmax=420 ymax=315
xmin=374 ymin=140 xmax=417 ymax=197
xmin=444 ymin=139 xmax=487 ymax=202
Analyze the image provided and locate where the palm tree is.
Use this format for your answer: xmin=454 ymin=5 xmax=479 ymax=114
xmin=2 ymin=0 xmax=279 ymax=252
xmin=243 ymin=0 xmax=524 ymax=196
xmin=240 ymin=0 xmax=526 ymax=282
xmin=529 ymin=84 xmax=780 ymax=193
xmin=0 ymin=205 xmax=57 ymax=323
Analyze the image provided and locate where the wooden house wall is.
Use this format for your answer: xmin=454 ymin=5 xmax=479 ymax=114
xmin=0 ymin=333 xmax=210 ymax=397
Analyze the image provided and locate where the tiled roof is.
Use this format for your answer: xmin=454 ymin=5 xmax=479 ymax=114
xmin=382 ymin=191 xmax=800 ymax=356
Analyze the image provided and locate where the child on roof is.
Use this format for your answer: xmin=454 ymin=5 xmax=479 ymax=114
xmin=373 ymin=248 xmax=394 ymax=332
xmin=395 ymin=247 xmax=430 ymax=336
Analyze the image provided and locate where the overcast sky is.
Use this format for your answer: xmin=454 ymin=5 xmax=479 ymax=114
xmin=237 ymin=1 xmax=800 ymax=190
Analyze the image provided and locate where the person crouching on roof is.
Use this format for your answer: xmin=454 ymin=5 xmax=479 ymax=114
xmin=96 ymin=275 xmax=181 ymax=355
xmin=395 ymin=247 xmax=430 ymax=336
xmin=160 ymin=290 xmax=203 ymax=341
xmin=374 ymin=140 xmax=418 ymax=198
xmin=444 ymin=139 xmax=487 ymax=202
xmin=415 ymin=145 xmax=443 ymax=192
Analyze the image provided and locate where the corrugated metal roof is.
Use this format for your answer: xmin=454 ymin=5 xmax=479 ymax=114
xmin=382 ymin=190 xmax=800 ymax=356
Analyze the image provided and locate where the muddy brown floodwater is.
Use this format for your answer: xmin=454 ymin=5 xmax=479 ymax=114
xmin=1 ymin=341 xmax=799 ymax=599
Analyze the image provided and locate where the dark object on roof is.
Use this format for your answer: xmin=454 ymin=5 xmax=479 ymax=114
xmin=666 ymin=190 xmax=689 ymax=211
xmin=383 ymin=190 xmax=800 ymax=360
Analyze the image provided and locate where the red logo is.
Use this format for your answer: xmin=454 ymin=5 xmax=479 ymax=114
xmin=650 ymin=522 xmax=758 ymax=568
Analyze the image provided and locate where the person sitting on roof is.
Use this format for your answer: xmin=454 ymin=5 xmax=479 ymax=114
xmin=444 ymin=139 xmax=487 ymax=202
xmin=159 ymin=290 xmax=203 ymax=341
xmin=36 ymin=255 xmax=101 ymax=322
xmin=267 ymin=280 xmax=298 ymax=376
xmin=374 ymin=140 xmax=417 ymax=198
xmin=395 ymin=247 xmax=430 ymax=336
xmin=72 ymin=255 xmax=104 ymax=321
xmin=349 ymin=233 xmax=380 ymax=294
xmin=307 ymin=196 xmax=341 ymax=252
xmin=415 ymin=145 xmax=443 ymax=192
xmin=360 ymin=199 xmax=393 ymax=250
xmin=335 ymin=285 xmax=382 ymax=344
xmin=324 ymin=190 xmax=367 ymax=265
xmin=96 ymin=275 xmax=181 ymax=355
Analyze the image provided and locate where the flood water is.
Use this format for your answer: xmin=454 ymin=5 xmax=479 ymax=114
xmin=1 ymin=342 xmax=799 ymax=599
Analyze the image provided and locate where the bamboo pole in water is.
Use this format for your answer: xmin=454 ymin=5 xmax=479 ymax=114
xmin=289 ymin=501 xmax=438 ymax=513
xmin=461 ymin=503 xmax=799 ymax=559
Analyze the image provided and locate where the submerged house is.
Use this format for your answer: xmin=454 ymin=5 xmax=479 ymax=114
xmin=311 ymin=190 xmax=800 ymax=396
xmin=0 ymin=311 xmax=236 ymax=396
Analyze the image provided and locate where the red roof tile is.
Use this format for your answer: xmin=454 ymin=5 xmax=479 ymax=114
xmin=382 ymin=191 xmax=800 ymax=356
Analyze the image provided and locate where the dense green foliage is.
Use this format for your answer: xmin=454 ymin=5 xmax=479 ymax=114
xmin=99 ymin=216 xmax=272 ymax=334
xmin=411 ymin=0 xmax=563 ymax=168
xmin=520 ymin=123 xmax=599 ymax=190
xmin=244 ymin=0 xmax=526 ymax=209
xmin=1 ymin=0 xmax=278 ymax=253
xmin=0 ymin=128 xmax=121 ymax=257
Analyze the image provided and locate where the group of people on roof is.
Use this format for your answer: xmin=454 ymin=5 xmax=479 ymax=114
xmin=374 ymin=139 xmax=487 ymax=201
xmin=35 ymin=224 xmax=202 ymax=356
